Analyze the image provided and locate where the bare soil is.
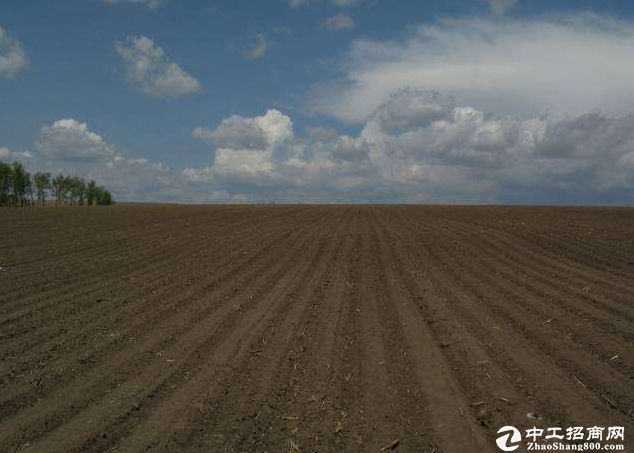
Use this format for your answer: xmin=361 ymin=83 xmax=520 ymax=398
xmin=1 ymin=204 xmax=633 ymax=452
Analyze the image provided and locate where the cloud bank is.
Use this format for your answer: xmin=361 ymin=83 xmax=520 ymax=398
xmin=311 ymin=14 xmax=634 ymax=123
xmin=182 ymin=90 xmax=634 ymax=204
xmin=8 ymin=91 xmax=634 ymax=205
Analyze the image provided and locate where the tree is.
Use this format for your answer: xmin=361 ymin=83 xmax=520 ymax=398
xmin=94 ymin=186 xmax=103 ymax=206
xmin=75 ymin=177 xmax=87 ymax=205
xmin=25 ymin=173 xmax=34 ymax=206
xmin=86 ymin=179 xmax=97 ymax=206
xmin=62 ymin=175 xmax=73 ymax=205
xmin=11 ymin=162 xmax=29 ymax=207
xmin=67 ymin=175 xmax=77 ymax=205
xmin=51 ymin=174 xmax=65 ymax=205
xmin=33 ymin=172 xmax=51 ymax=206
xmin=68 ymin=176 xmax=87 ymax=205
xmin=1 ymin=165 xmax=113 ymax=208
xmin=0 ymin=161 xmax=12 ymax=207
xmin=99 ymin=188 xmax=113 ymax=206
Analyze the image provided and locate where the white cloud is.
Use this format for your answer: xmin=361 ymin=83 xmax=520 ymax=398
xmin=288 ymin=0 xmax=309 ymax=8
xmin=191 ymin=110 xmax=294 ymax=187
xmin=289 ymin=0 xmax=357 ymax=8
xmin=103 ymin=0 xmax=162 ymax=10
xmin=254 ymin=109 xmax=294 ymax=146
xmin=332 ymin=0 xmax=357 ymax=6
xmin=191 ymin=126 xmax=215 ymax=143
xmin=36 ymin=119 xmax=117 ymax=162
xmin=205 ymin=116 xmax=267 ymax=149
xmin=306 ymin=126 xmax=338 ymax=141
xmin=182 ymin=166 xmax=213 ymax=183
xmin=245 ymin=33 xmax=268 ymax=60
xmin=214 ymin=149 xmax=276 ymax=178
xmin=0 ymin=146 xmax=33 ymax=161
xmin=486 ymin=0 xmax=518 ymax=15
xmin=311 ymin=14 xmax=634 ymax=123
xmin=193 ymin=110 xmax=293 ymax=151
xmin=322 ymin=13 xmax=355 ymax=30
xmin=115 ymin=35 xmax=200 ymax=98
xmin=332 ymin=136 xmax=369 ymax=161
xmin=0 ymin=26 xmax=28 ymax=78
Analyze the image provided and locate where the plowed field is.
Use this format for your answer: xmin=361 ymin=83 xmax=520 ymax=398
xmin=1 ymin=204 xmax=633 ymax=452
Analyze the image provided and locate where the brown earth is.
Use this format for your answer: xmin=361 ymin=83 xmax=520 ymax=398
xmin=1 ymin=204 xmax=633 ymax=453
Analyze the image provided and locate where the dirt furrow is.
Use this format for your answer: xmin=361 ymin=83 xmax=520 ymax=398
xmin=2 ymin=204 xmax=633 ymax=453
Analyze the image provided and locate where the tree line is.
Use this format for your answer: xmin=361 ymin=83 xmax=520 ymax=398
xmin=0 ymin=160 xmax=114 ymax=207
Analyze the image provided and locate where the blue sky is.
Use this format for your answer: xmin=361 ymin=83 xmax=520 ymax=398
xmin=2 ymin=0 xmax=634 ymax=204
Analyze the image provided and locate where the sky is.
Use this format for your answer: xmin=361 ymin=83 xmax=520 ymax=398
xmin=2 ymin=0 xmax=634 ymax=204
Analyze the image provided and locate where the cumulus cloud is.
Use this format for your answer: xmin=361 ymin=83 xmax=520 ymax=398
xmin=0 ymin=26 xmax=28 ymax=78
xmin=35 ymin=119 xmax=117 ymax=162
xmin=193 ymin=116 xmax=267 ymax=149
xmin=486 ymin=0 xmax=518 ymax=15
xmin=369 ymin=89 xmax=455 ymax=132
xmin=359 ymin=90 xmax=634 ymax=201
xmin=254 ymin=109 xmax=294 ymax=146
xmin=311 ymin=14 xmax=634 ymax=123
xmin=182 ymin=166 xmax=213 ymax=183
xmin=13 ymin=118 xmax=248 ymax=203
xmin=182 ymin=90 xmax=634 ymax=204
xmin=191 ymin=126 xmax=215 ymax=144
xmin=245 ymin=33 xmax=268 ymax=60
xmin=115 ymin=35 xmax=200 ymax=98
xmin=193 ymin=110 xmax=293 ymax=152
xmin=322 ymin=13 xmax=355 ymax=30
xmin=20 ymin=92 xmax=634 ymax=204
xmin=103 ymin=0 xmax=162 ymax=10
xmin=332 ymin=136 xmax=369 ymax=161
xmin=214 ymin=149 xmax=277 ymax=181
xmin=191 ymin=110 xmax=295 ymax=188
xmin=306 ymin=126 xmax=338 ymax=141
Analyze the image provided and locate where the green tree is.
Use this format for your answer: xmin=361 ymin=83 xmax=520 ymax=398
xmin=99 ymin=188 xmax=113 ymax=206
xmin=76 ymin=177 xmax=86 ymax=205
xmin=63 ymin=175 xmax=74 ymax=205
xmin=51 ymin=174 xmax=65 ymax=205
xmin=11 ymin=162 xmax=29 ymax=207
xmin=2 ymin=165 xmax=113 ymax=209
xmin=0 ymin=161 xmax=12 ymax=207
xmin=33 ymin=172 xmax=51 ymax=206
xmin=86 ymin=179 xmax=97 ymax=206
xmin=25 ymin=173 xmax=34 ymax=206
